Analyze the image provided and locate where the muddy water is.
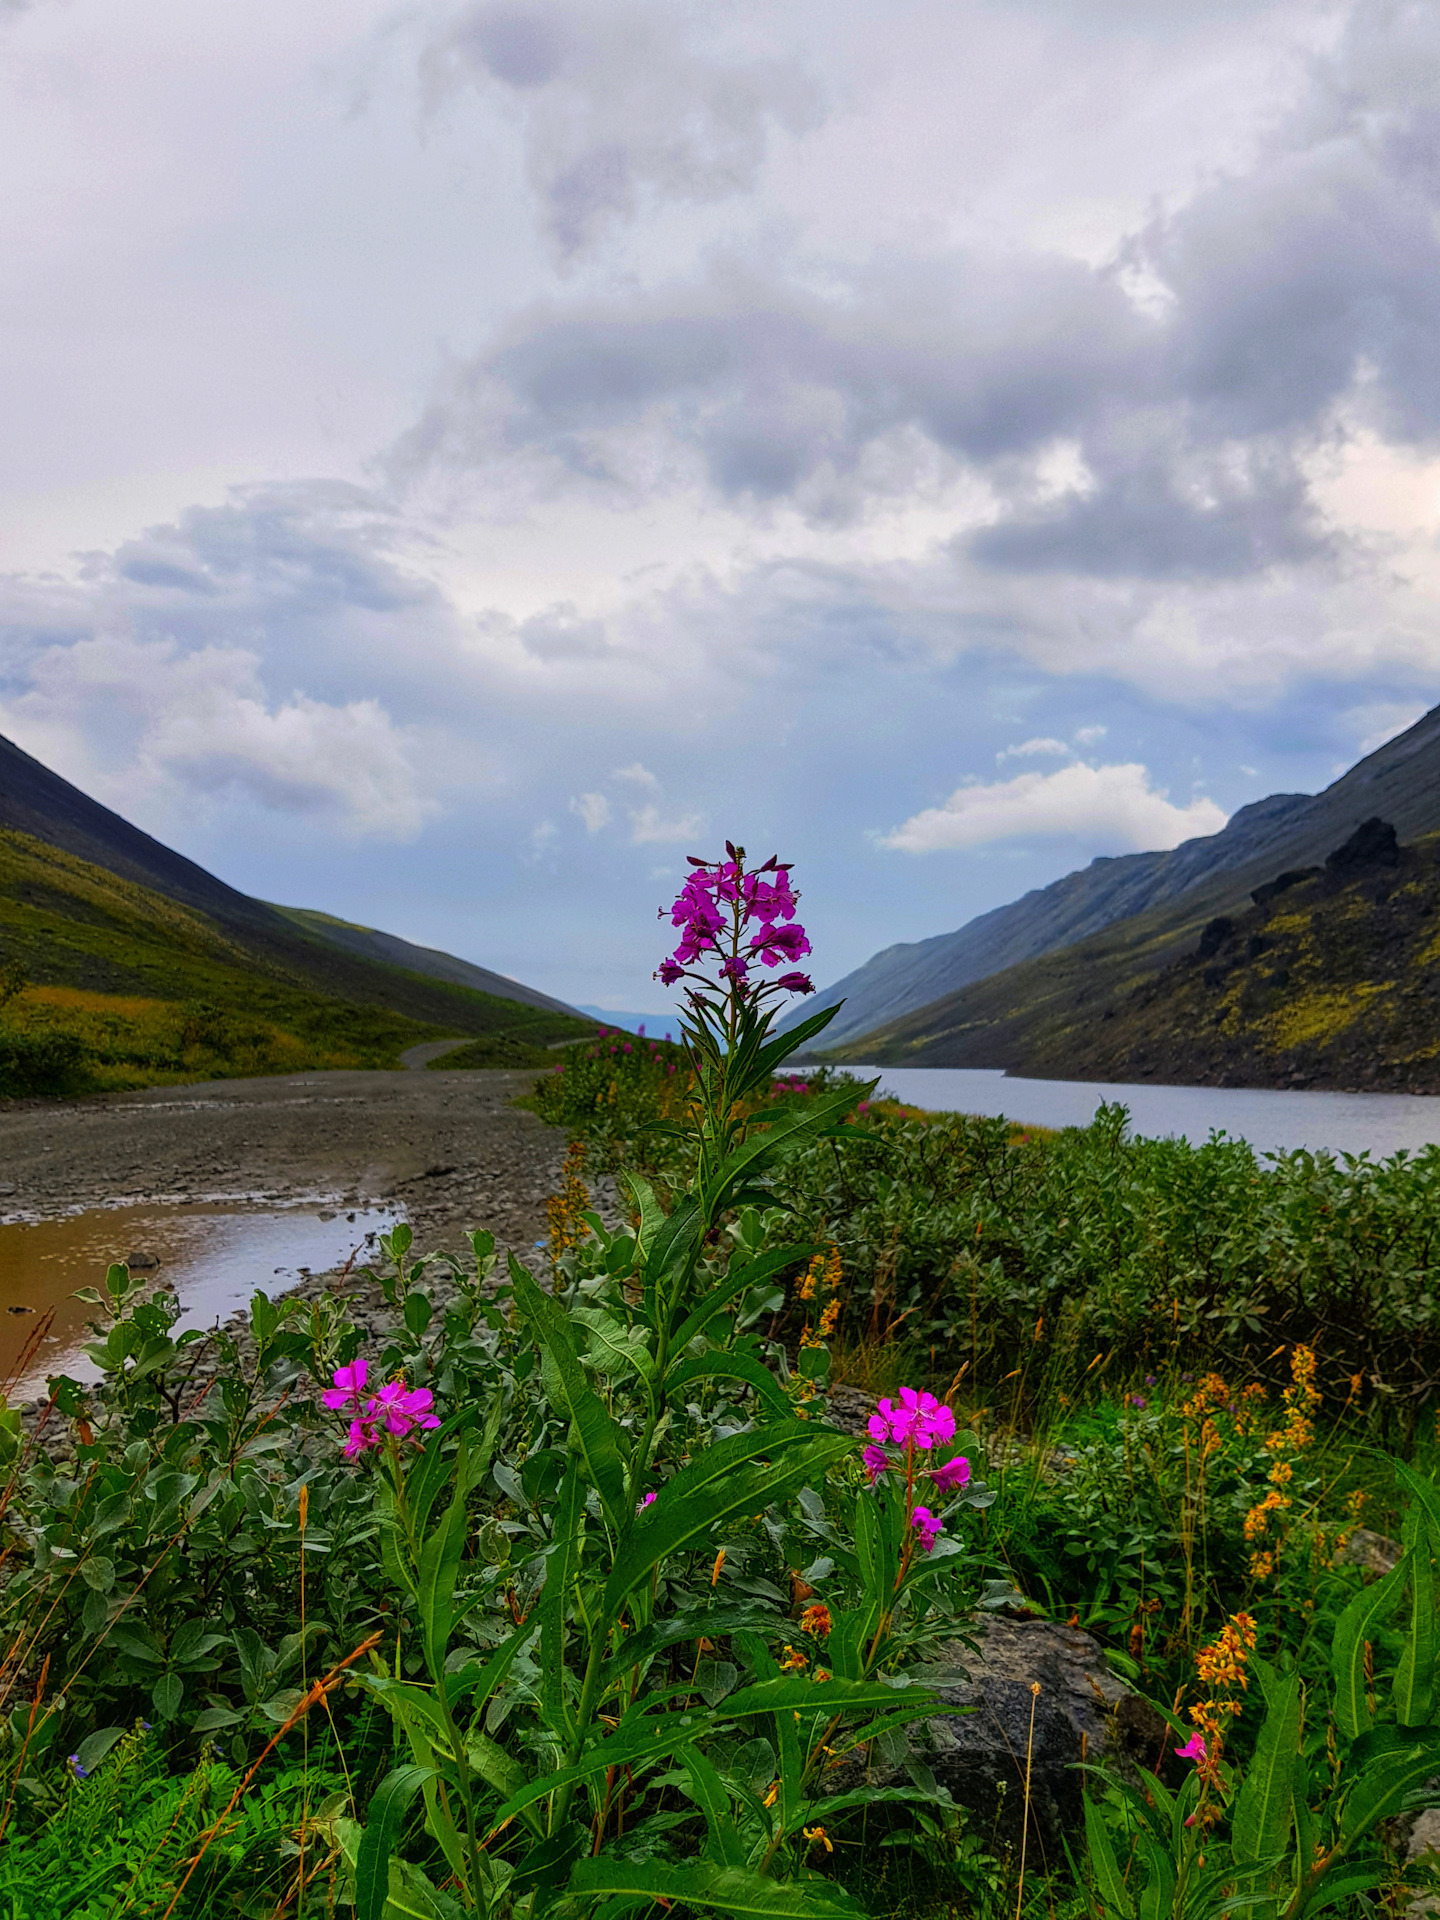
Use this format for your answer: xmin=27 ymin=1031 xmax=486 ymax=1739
xmin=0 ymin=1201 xmax=402 ymax=1391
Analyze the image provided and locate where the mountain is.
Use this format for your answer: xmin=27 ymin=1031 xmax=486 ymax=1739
xmin=0 ymin=729 xmax=584 ymax=1023
xmin=797 ymin=703 xmax=1440 ymax=1055
xmin=0 ymin=730 xmax=592 ymax=1093
xmin=275 ymin=906 xmax=578 ymax=1018
xmin=841 ymin=817 xmax=1440 ymax=1092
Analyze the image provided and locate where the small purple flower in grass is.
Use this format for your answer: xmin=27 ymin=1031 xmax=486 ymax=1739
xmin=1129 ymin=1394 xmax=1147 ymax=1409
xmin=636 ymin=1490 xmax=657 ymax=1514
xmin=67 ymin=1754 xmax=89 ymax=1782
xmin=1145 ymin=1373 xmax=1157 ymax=1386
xmin=862 ymin=1444 xmax=889 ymax=1484
xmin=1176 ymin=1733 xmax=1207 ymax=1763
xmin=910 ymin=1507 xmax=943 ymax=1553
xmin=930 ymin=1455 xmax=971 ymax=1495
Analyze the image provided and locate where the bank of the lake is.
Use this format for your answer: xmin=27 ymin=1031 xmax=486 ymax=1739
xmin=846 ymin=1064 xmax=1440 ymax=1158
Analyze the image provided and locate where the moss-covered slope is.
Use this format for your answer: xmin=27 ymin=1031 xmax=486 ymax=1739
xmin=0 ymin=827 xmax=592 ymax=1093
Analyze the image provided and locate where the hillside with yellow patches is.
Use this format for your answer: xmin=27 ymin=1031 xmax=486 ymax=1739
xmin=835 ymin=825 xmax=1440 ymax=1091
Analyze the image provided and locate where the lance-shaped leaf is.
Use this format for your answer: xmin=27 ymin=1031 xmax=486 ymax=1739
xmin=603 ymin=1425 xmax=854 ymax=1616
xmin=417 ymin=1440 xmax=468 ymax=1680
xmin=1395 ymin=1508 xmax=1437 ymax=1727
xmin=1333 ymin=1557 xmax=1407 ymax=1740
xmin=670 ymin=1245 xmax=817 ymax=1356
xmin=666 ymin=1350 xmax=793 ymax=1421
xmin=680 ymin=1745 xmax=749 ymax=1869
xmin=356 ymin=1766 xmax=434 ymax=1920
xmin=569 ymin=1859 xmax=864 ymax=1919
xmin=1083 ymin=1797 xmax=1135 ymax=1920
xmin=1231 ymin=1658 xmax=1300 ymax=1871
xmin=698 ymin=1084 xmax=872 ymax=1223
xmin=508 ymin=1255 xmax=628 ymax=1531
xmin=596 ymin=1603 xmax=789 ymax=1695
xmin=1338 ymin=1726 xmax=1440 ymax=1844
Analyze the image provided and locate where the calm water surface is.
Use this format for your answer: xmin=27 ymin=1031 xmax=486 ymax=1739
xmin=847 ymin=1066 xmax=1440 ymax=1159
xmin=0 ymin=1201 xmax=402 ymax=1392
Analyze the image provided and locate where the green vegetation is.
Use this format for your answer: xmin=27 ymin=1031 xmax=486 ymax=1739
xmin=11 ymin=848 xmax=1440 ymax=1918
xmin=0 ymin=825 xmax=591 ymax=1095
xmin=830 ymin=826 xmax=1440 ymax=1093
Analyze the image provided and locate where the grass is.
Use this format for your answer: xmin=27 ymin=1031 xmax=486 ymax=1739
xmin=0 ymin=824 xmax=593 ymax=1095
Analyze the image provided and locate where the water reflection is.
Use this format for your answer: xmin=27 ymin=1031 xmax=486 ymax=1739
xmin=0 ymin=1201 xmax=402 ymax=1392
xmin=848 ymin=1066 xmax=1440 ymax=1159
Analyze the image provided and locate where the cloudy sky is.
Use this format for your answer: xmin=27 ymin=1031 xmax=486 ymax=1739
xmin=3 ymin=0 xmax=1439 ymax=1012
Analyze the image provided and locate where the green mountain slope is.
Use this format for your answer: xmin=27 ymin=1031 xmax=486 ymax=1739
xmin=0 ymin=825 xmax=591 ymax=1095
xmin=830 ymin=819 xmax=1440 ymax=1092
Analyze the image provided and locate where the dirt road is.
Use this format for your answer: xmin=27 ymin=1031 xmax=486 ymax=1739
xmin=0 ymin=1066 xmax=570 ymax=1251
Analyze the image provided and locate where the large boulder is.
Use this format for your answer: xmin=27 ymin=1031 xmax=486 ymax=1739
xmin=838 ymin=1615 xmax=1140 ymax=1866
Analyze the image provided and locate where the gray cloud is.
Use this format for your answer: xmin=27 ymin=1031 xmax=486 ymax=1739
xmin=422 ymin=0 xmax=825 ymax=253
xmin=396 ymin=0 xmax=1440 ymax=586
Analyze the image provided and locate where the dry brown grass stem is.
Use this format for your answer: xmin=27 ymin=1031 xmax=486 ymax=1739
xmin=1014 ymin=1680 xmax=1041 ymax=1920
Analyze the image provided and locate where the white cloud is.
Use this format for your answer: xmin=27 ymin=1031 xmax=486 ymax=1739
xmin=1073 ymin=724 xmax=1108 ymax=746
xmin=628 ymin=801 xmax=704 ymax=844
xmin=613 ymin=760 xmax=660 ymax=788
xmin=570 ymin=790 xmax=612 ymax=831
xmin=879 ymin=761 xmax=1228 ymax=854
xmin=1 ymin=633 xmax=431 ymax=838
xmin=997 ymin=736 xmax=1068 ymax=761
xmin=1344 ymin=700 xmax=1428 ymax=758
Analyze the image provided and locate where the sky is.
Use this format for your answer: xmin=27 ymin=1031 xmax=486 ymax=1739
xmin=3 ymin=0 xmax=1440 ymax=1013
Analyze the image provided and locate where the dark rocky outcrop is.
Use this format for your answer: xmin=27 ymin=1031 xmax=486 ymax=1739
xmin=835 ymin=1616 xmax=1137 ymax=1864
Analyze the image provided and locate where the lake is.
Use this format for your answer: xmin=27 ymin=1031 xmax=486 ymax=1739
xmin=847 ymin=1065 xmax=1440 ymax=1159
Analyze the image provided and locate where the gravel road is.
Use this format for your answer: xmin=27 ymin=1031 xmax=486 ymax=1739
xmin=0 ymin=1066 xmax=571 ymax=1257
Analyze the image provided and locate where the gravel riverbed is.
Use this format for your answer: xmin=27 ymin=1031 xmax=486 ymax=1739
xmin=0 ymin=1066 xmax=590 ymax=1427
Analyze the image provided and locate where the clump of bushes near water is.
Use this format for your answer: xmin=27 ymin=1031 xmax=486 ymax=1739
xmin=5 ymin=848 xmax=1440 ymax=1918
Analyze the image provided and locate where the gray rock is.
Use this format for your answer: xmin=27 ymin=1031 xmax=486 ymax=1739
xmin=838 ymin=1615 xmax=1129 ymax=1865
xmin=1337 ymin=1529 xmax=1403 ymax=1576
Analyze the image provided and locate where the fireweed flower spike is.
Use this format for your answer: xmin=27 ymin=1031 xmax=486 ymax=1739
xmin=862 ymin=1444 xmax=890 ymax=1484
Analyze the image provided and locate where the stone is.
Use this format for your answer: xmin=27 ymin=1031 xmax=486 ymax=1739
xmin=836 ymin=1615 xmax=1129 ymax=1865
xmin=1337 ymin=1529 xmax=1402 ymax=1576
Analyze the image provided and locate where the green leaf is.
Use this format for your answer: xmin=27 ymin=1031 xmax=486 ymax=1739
xmin=1231 ymin=1659 xmax=1300 ymax=1871
xmin=1396 ymin=1507 xmax=1437 ymax=1727
xmin=666 ymin=1350 xmax=793 ymax=1420
xmin=508 ymin=1254 xmax=629 ymax=1530
xmin=595 ymin=1603 xmax=787 ymax=1694
xmin=73 ymin=1726 xmax=125 ymax=1775
xmin=569 ymin=1859 xmax=863 ymax=1920
xmin=603 ymin=1425 xmax=854 ymax=1616
xmin=1083 ymin=1797 xmax=1135 ymax=1920
xmin=153 ymin=1670 xmax=184 ymax=1721
xmin=618 ymin=1172 xmax=667 ymax=1259
xmin=417 ymin=1440 xmax=468 ymax=1680
xmin=680 ymin=1746 xmax=748 ymax=1869
xmin=700 ymin=1085 xmax=868 ymax=1221
xmin=1339 ymin=1731 xmax=1440 ymax=1843
xmin=670 ymin=1245 xmax=819 ymax=1355
xmin=357 ymin=1765 xmax=434 ymax=1920
xmin=1333 ymin=1556 xmax=1408 ymax=1740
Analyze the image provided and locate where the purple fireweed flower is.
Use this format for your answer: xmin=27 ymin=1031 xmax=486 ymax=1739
xmin=322 ymin=1360 xmax=369 ymax=1412
xmin=719 ymin=955 xmax=750 ymax=983
xmin=930 ymin=1455 xmax=971 ymax=1494
xmin=869 ymin=1389 xmax=956 ymax=1451
xmin=1176 ymin=1733 xmax=1207 ymax=1763
xmin=749 ymin=922 xmax=812 ymax=966
xmin=371 ymin=1381 xmax=440 ymax=1437
xmin=862 ymin=1444 xmax=890 ymax=1484
xmin=344 ymin=1417 xmax=379 ymax=1459
xmin=911 ymin=1507 xmax=943 ymax=1553
xmin=777 ymin=972 xmax=814 ymax=994
xmin=636 ymin=1490 xmax=657 ymax=1514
